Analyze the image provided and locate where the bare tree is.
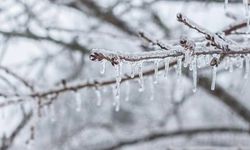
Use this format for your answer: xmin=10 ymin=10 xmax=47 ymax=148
xmin=0 ymin=0 xmax=250 ymax=149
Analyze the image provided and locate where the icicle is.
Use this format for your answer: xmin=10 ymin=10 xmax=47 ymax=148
xmin=244 ymin=55 xmax=250 ymax=79
xmin=115 ymin=100 xmax=120 ymax=112
xmin=239 ymin=57 xmax=244 ymax=69
xmin=130 ymin=62 xmax=135 ymax=78
xmin=244 ymin=0 xmax=250 ymax=31
xmin=49 ymin=104 xmax=56 ymax=122
xmin=192 ymin=55 xmax=197 ymax=93
xmin=115 ymin=82 xmax=121 ymax=100
xmin=176 ymin=56 xmax=183 ymax=77
xmin=205 ymin=55 xmax=211 ymax=65
xmin=183 ymin=51 xmax=191 ymax=67
xmin=211 ymin=66 xmax=217 ymax=91
xmin=197 ymin=55 xmax=204 ymax=68
xmin=114 ymin=64 xmax=121 ymax=111
xmin=100 ymin=60 xmax=106 ymax=75
xmin=95 ymin=89 xmax=102 ymax=106
xmin=224 ymin=57 xmax=230 ymax=70
xmin=224 ymin=0 xmax=228 ymax=11
xmin=244 ymin=0 xmax=249 ymax=17
xmin=164 ymin=58 xmax=170 ymax=77
xmin=112 ymin=85 xmax=116 ymax=106
xmin=114 ymin=92 xmax=120 ymax=112
xmin=150 ymin=77 xmax=155 ymax=101
xmin=229 ymin=58 xmax=234 ymax=73
xmin=153 ymin=60 xmax=159 ymax=84
xmin=115 ymin=62 xmax=122 ymax=98
xmin=125 ymin=82 xmax=130 ymax=101
xmin=75 ymin=92 xmax=82 ymax=112
xmin=112 ymin=85 xmax=120 ymax=112
xmin=138 ymin=62 xmax=144 ymax=92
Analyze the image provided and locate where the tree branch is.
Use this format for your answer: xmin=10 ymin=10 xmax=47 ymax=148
xmin=101 ymin=126 xmax=250 ymax=150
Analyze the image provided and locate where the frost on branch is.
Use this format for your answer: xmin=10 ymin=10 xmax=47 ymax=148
xmin=3 ymin=10 xmax=250 ymax=113
xmin=90 ymin=12 xmax=250 ymax=96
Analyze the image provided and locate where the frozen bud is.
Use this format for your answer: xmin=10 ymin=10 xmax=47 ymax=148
xmin=210 ymin=57 xmax=219 ymax=67
xmin=177 ymin=13 xmax=183 ymax=21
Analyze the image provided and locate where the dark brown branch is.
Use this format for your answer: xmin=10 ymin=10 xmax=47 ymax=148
xmin=0 ymin=30 xmax=89 ymax=54
xmin=1 ymin=111 xmax=32 ymax=150
xmin=65 ymin=0 xmax=137 ymax=36
xmin=138 ymin=32 xmax=170 ymax=50
xmin=101 ymin=126 xmax=250 ymax=150
xmin=198 ymin=76 xmax=250 ymax=123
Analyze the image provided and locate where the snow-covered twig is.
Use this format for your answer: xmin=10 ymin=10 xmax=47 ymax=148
xmin=90 ymin=48 xmax=250 ymax=65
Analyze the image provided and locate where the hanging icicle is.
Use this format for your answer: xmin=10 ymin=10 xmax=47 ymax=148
xmin=183 ymin=51 xmax=191 ymax=67
xmin=224 ymin=0 xmax=229 ymax=11
xmin=229 ymin=58 xmax=234 ymax=73
xmin=138 ymin=61 xmax=144 ymax=92
xmin=197 ymin=55 xmax=204 ymax=68
xmin=49 ymin=104 xmax=56 ymax=122
xmin=244 ymin=0 xmax=250 ymax=31
xmin=176 ymin=56 xmax=183 ymax=77
xmin=112 ymin=85 xmax=120 ymax=112
xmin=244 ymin=55 xmax=250 ymax=79
xmin=205 ymin=55 xmax=211 ymax=65
xmin=115 ymin=95 xmax=120 ymax=112
xmin=239 ymin=56 xmax=244 ymax=69
xmin=125 ymin=82 xmax=130 ymax=101
xmin=153 ymin=60 xmax=159 ymax=84
xmin=75 ymin=92 xmax=82 ymax=112
xmin=211 ymin=66 xmax=217 ymax=91
xmin=164 ymin=58 xmax=170 ymax=77
xmin=130 ymin=62 xmax=136 ymax=78
xmin=150 ymin=77 xmax=155 ymax=101
xmin=192 ymin=55 xmax=197 ymax=93
xmin=115 ymin=62 xmax=122 ymax=99
xmin=224 ymin=57 xmax=230 ymax=70
xmin=95 ymin=88 xmax=102 ymax=106
xmin=100 ymin=60 xmax=106 ymax=75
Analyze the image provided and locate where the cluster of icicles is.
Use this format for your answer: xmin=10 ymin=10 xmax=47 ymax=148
xmin=86 ymin=52 xmax=250 ymax=112
xmin=73 ymin=0 xmax=250 ymax=112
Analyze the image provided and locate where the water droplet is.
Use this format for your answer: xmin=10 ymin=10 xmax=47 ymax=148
xmin=75 ymin=92 xmax=82 ymax=112
xmin=150 ymin=77 xmax=155 ymax=101
xmin=125 ymin=82 xmax=130 ymax=101
xmin=100 ymin=60 xmax=106 ymax=75
xmin=176 ymin=56 xmax=183 ymax=77
xmin=138 ymin=61 xmax=144 ymax=92
xmin=192 ymin=55 xmax=197 ymax=93
xmin=154 ymin=60 xmax=159 ymax=84
xmin=164 ymin=58 xmax=170 ymax=77
xmin=95 ymin=89 xmax=102 ymax=106
xmin=244 ymin=55 xmax=250 ymax=79
xmin=211 ymin=66 xmax=217 ymax=91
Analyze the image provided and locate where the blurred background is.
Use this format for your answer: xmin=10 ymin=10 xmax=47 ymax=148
xmin=0 ymin=0 xmax=250 ymax=149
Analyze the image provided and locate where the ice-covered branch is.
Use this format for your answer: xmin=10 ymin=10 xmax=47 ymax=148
xmin=177 ymin=13 xmax=232 ymax=51
xmin=90 ymin=48 xmax=250 ymax=65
